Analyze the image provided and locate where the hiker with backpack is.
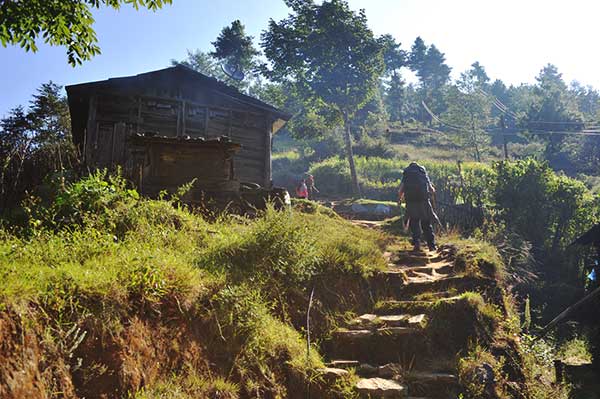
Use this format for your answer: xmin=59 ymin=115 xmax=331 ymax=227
xmin=398 ymin=162 xmax=438 ymax=252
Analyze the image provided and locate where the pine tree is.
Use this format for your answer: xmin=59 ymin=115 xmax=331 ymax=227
xmin=210 ymin=20 xmax=260 ymax=71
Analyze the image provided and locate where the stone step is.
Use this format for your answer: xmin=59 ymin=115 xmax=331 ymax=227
xmin=325 ymin=361 xmax=457 ymax=384
xmin=402 ymin=264 xmax=453 ymax=277
xmin=404 ymin=371 xmax=460 ymax=398
xmin=334 ymin=327 xmax=420 ymax=339
xmin=356 ymin=377 xmax=407 ymax=398
xmin=327 ymin=359 xmax=360 ymax=369
xmin=399 ymin=276 xmax=487 ymax=299
xmin=374 ymin=296 xmax=464 ymax=315
xmin=368 ymin=271 xmax=406 ymax=298
xmin=375 ymin=300 xmax=434 ymax=315
xmin=328 ymin=327 xmax=426 ymax=365
xmin=408 ymin=371 xmax=458 ymax=384
xmin=318 ymin=367 xmax=350 ymax=384
xmin=393 ymin=252 xmax=438 ymax=266
xmin=348 ymin=313 xmax=427 ymax=330
xmin=322 ymin=363 xmax=459 ymax=398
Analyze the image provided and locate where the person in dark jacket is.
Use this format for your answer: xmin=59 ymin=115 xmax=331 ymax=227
xmin=398 ymin=162 xmax=438 ymax=252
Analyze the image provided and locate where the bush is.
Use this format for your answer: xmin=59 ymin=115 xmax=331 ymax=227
xmin=308 ymin=156 xmax=495 ymax=206
xmin=493 ymin=159 xmax=599 ymax=283
xmin=0 ymin=172 xmax=389 ymax=398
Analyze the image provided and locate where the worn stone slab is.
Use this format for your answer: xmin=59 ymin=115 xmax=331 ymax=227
xmin=356 ymin=378 xmax=407 ymax=398
xmin=351 ymin=313 xmax=415 ymax=329
xmin=319 ymin=367 xmax=349 ymax=383
xmin=334 ymin=328 xmax=373 ymax=339
xmin=328 ymin=360 xmax=360 ymax=369
xmin=378 ymin=314 xmax=411 ymax=326
xmin=409 ymin=371 xmax=457 ymax=384
xmin=358 ymin=363 xmax=378 ymax=376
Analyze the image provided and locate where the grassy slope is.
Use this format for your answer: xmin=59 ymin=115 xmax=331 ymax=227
xmin=0 ymin=171 xmax=575 ymax=399
xmin=0 ymin=174 xmax=387 ymax=399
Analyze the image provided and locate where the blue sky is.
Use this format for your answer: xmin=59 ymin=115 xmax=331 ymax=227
xmin=2 ymin=0 xmax=600 ymax=116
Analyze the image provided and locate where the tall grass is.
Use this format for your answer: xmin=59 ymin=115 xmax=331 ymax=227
xmin=0 ymin=172 xmax=385 ymax=397
xmin=308 ymin=155 xmax=494 ymax=202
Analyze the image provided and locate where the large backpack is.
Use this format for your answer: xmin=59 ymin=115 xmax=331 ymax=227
xmin=402 ymin=163 xmax=429 ymax=202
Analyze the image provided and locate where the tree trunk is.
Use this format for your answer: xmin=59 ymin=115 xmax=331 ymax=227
xmin=343 ymin=114 xmax=361 ymax=197
xmin=471 ymin=122 xmax=481 ymax=162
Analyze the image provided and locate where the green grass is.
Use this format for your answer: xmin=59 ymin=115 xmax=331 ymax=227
xmin=133 ymin=373 xmax=240 ymax=399
xmin=0 ymin=172 xmax=388 ymax=397
xmin=440 ymin=234 xmax=506 ymax=281
xmin=307 ymin=155 xmax=494 ymax=202
xmin=557 ymin=336 xmax=593 ymax=365
xmin=272 ymin=150 xmax=301 ymax=161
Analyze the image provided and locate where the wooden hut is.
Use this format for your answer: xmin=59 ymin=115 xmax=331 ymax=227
xmin=66 ymin=65 xmax=291 ymax=195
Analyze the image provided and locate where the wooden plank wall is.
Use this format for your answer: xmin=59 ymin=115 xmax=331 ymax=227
xmin=87 ymin=90 xmax=271 ymax=186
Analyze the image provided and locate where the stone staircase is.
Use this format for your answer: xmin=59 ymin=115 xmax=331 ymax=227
xmin=322 ymin=245 xmax=464 ymax=398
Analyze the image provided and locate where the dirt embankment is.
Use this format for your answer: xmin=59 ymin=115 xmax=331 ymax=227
xmin=0 ymin=301 xmax=217 ymax=399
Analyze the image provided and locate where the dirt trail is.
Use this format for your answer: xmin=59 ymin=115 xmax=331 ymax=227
xmin=321 ymin=222 xmax=467 ymax=398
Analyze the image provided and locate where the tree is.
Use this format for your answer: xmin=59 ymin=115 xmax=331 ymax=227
xmin=385 ymin=74 xmax=407 ymax=123
xmin=0 ymin=0 xmax=172 ymax=66
xmin=459 ymin=62 xmax=490 ymax=91
xmin=379 ymin=34 xmax=407 ymax=124
xmin=262 ymin=0 xmax=385 ymax=195
xmin=172 ymin=50 xmax=226 ymax=79
xmin=378 ymin=34 xmax=406 ymax=77
xmin=489 ymin=79 xmax=512 ymax=118
xmin=408 ymin=37 xmax=451 ymax=123
xmin=408 ymin=36 xmax=427 ymax=75
xmin=174 ymin=21 xmax=263 ymax=92
xmin=422 ymin=45 xmax=451 ymax=92
xmin=525 ymin=64 xmax=582 ymax=158
xmin=444 ymin=69 xmax=493 ymax=162
xmin=569 ymin=81 xmax=600 ymax=118
xmin=210 ymin=20 xmax=260 ymax=72
xmin=0 ymin=82 xmax=75 ymax=208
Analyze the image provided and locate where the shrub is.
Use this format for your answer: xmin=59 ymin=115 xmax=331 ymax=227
xmin=0 ymin=172 xmax=389 ymax=398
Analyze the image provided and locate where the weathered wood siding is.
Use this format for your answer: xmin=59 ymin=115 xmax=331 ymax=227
xmin=78 ymin=71 xmax=273 ymax=186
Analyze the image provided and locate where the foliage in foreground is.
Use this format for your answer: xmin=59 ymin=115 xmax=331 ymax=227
xmin=0 ymin=0 xmax=173 ymax=65
xmin=0 ymin=172 xmax=385 ymax=398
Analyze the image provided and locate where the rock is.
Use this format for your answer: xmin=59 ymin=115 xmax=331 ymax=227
xmin=319 ymin=367 xmax=349 ymax=383
xmin=334 ymin=328 xmax=373 ymax=340
xmin=358 ymin=363 xmax=378 ymax=376
xmin=356 ymin=377 xmax=406 ymax=398
xmin=378 ymin=363 xmax=403 ymax=379
xmin=347 ymin=313 xmax=378 ymax=329
xmin=475 ymin=362 xmax=495 ymax=385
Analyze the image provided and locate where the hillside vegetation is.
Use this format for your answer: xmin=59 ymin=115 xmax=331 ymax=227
xmin=0 ymin=172 xmax=388 ymax=399
xmin=0 ymin=171 xmax=576 ymax=398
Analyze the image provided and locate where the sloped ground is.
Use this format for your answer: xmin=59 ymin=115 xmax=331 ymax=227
xmin=0 ymin=172 xmax=570 ymax=399
xmin=322 ymin=243 xmax=462 ymax=398
xmin=318 ymin=221 xmax=568 ymax=399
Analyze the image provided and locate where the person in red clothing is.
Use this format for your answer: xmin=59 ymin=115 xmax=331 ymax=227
xmin=296 ymin=179 xmax=309 ymax=199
